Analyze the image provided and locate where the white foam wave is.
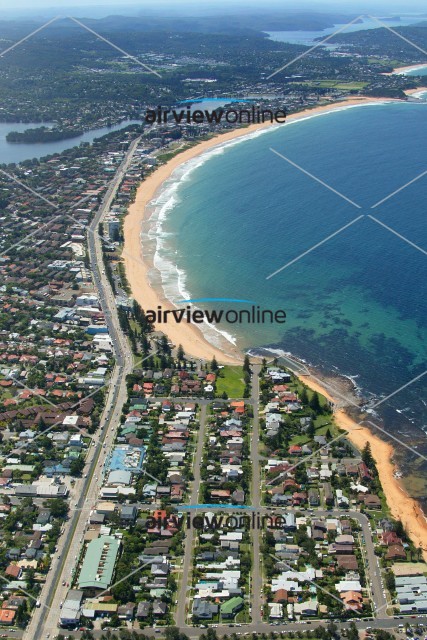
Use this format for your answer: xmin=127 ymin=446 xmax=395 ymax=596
xmin=394 ymin=64 xmax=427 ymax=75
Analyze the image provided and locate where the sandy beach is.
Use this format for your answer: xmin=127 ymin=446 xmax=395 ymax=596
xmin=393 ymin=63 xmax=427 ymax=74
xmin=289 ymin=374 xmax=427 ymax=560
xmin=341 ymin=414 xmax=427 ymax=561
xmin=405 ymin=87 xmax=427 ymax=97
xmin=123 ymin=94 xmax=427 ymax=557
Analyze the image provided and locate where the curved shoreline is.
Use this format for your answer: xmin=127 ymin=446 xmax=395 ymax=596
xmin=123 ymin=95 xmax=427 ymax=558
xmin=295 ymin=377 xmax=427 ymax=560
xmin=393 ymin=63 xmax=427 ymax=74
xmin=123 ymin=95 xmax=394 ymax=365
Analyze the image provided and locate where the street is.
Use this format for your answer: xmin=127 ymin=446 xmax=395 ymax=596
xmin=25 ymin=138 xmax=140 ymax=640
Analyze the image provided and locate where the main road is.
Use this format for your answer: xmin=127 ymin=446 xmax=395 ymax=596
xmin=25 ymin=136 xmax=141 ymax=640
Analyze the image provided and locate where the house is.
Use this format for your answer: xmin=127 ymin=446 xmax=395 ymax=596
xmin=0 ymin=609 xmax=16 ymax=625
xmin=2 ymin=597 xmax=25 ymax=611
xmin=211 ymin=489 xmax=231 ymax=500
xmin=119 ymin=505 xmax=138 ymax=524
xmin=360 ymin=493 xmax=381 ymax=509
xmin=117 ymin=602 xmax=135 ymax=620
xmin=340 ymin=591 xmax=363 ymax=611
xmin=151 ymin=562 xmax=170 ymax=577
xmin=386 ymin=544 xmax=407 ymax=561
xmin=336 ymin=555 xmax=359 ymax=571
xmin=335 ymin=489 xmax=349 ymax=507
xmin=323 ymin=482 xmax=334 ymax=506
xmin=136 ymin=602 xmax=151 ymax=619
xmin=152 ymin=600 xmax=167 ymax=617
xmin=308 ymin=489 xmax=320 ymax=506
xmin=193 ymin=599 xmax=219 ymax=619
xmin=36 ymin=510 xmax=51 ymax=526
xmin=288 ymin=445 xmax=302 ymax=456
xmin=382 ymin=531 xmax=403 ymax=546
xmin=335 ymin=534 xmax=354 ymax=546
xmin=220 ymin=596 xmax=244 ymax=619
xmin=231 ymin=489 xmax=245 ymax=504
xmin=5 ymin=565 xmax=22 ymax=579
xmin=293 ymin=598 xmax=318 ymax=616
xmin=268 ymin=602 xmax=283 ymax=619
xmin=273 ymin=589 xmax=288 ymax=603
xmin=336 ymin=580 xmax=362 ymax=593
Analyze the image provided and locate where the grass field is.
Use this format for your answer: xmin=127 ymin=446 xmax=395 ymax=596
xmin=293 ymin=80 xmax=369 ymax=90
xmin=216 ymin=365 xmax=245 ymax=397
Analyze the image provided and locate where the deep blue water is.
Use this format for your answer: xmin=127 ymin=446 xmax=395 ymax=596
xmin=150 ymin=101 xmax=427 ymax=464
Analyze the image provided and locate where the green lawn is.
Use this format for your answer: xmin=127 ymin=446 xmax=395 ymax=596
xmin=293 ymin=80 xmax=368 ymax=90
xmin=215 ymin=365 xmax=245 ymax=398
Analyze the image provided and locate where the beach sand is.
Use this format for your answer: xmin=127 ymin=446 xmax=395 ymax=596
xmin=393 ymin=63 xmax=427 ymax=74
xmin=289 ymin=374 xmax=427 ymax=560
xmin=338 ymin=410 xmax=427 ymax=561
xmin=123 ymin=94 xmax=427 ymax=557
xmin=405 ymin=87 xmax=427 ymax=96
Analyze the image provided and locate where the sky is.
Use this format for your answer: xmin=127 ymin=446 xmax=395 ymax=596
xmin=0 ymin=0 xmax=426 ymax=17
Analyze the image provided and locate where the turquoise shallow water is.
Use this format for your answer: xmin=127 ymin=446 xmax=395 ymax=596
xmin=401 ymin=65 xmax=427 ymax=76
xmin=148 ymin=100 xmax=427 ymax=466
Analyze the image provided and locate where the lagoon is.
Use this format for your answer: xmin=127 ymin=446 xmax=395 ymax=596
xmin=0 ymin=119 xmax=142 ymax=165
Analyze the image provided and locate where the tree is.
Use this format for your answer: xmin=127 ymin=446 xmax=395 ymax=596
xmin=243 ymin=354 xmax=251 ymax=374
xmin=326 ymin=621 xmax=338 ymax=638
xmin=384 ymin=571 xmax=395 ymax=591
xmin=347 ymin=621 xmax=359 ymax=640
xmin=70 ymin=456 xmax=85 ymax=477
xmin=362 ymin=441 xmax=375 ymax=469
xmin=210 ymin=356 xmax=218 ymax=371
xmin=299 ymin=387 xmax=309 ymax=405
xmin=307 ymin=421 xmax=315 ymax=438
xmin=48 ymin=498 xmax=68 ymax=518
xmin=159 ymin=334 xmax=171 ymax=355
xmin=394 ymin=519 xmax=405 ymax=539
xmin=309 ymin=391 xmax=321 ymax=413
xmin=165 ymin=628 xmax=188 ymax=640
xmin=176 ymin=344 xmax=185 ymax=361
xmin=26 ymin=568 xmax=36 ymax=590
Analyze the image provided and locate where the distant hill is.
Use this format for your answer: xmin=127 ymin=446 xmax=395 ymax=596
xmin=0 ymin=12 xmax=362 ymax=39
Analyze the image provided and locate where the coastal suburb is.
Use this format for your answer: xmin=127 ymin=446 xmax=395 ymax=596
xmin=0 ymin=3 xmax=426 ymax=640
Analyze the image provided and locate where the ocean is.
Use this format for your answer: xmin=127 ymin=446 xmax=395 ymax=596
xmin=398 ymin=65 xmax=427 ymax=76
xmin=144 ymin=100 xmax=427 ymax=491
